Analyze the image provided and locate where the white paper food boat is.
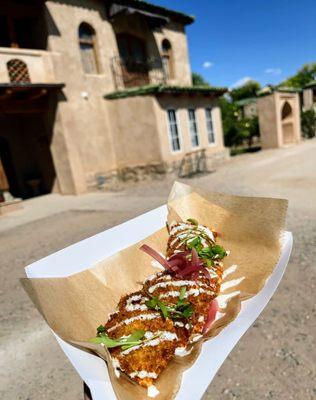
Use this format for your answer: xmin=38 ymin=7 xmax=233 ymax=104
xmin=25 ymin=205 xmax=292 ymax=400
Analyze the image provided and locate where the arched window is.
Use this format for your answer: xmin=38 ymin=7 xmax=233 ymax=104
xmin=281 ymin=101 xmax=292 ymax=120
xmin=161 ymin=38 xmax=174 ymax=80
xmin=7 ymin=59 xmax=31 ymax=83
xmin=78 ymin=23 xmax=99 ymax=74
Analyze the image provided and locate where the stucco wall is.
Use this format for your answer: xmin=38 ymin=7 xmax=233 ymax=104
xmin=45 ymin=0 xmax=118 ymax=192
xmin=258 ymin=92 xmax=301 ymax=149
xmin=303 ymin=88 xmax=314 ymax=110
xmin=154 ymin=95 xmax=225 ymax=163
xmin=258 ymin=94 xmax=279 ymax=149
xmin=153 ymin=22 xmax=192 ymax=86
xmin=0 ymin=47 xmax=55 ymax=83
xmin=44 ymin=0 xmax=196 ymax=192
xmin=277 ymin=92 xmax=301 ymax=146
xmin=106 ymin=96 xmax=163 ymax=169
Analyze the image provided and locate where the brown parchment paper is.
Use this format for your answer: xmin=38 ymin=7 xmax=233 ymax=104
xmin=21 ymin=182 xmax=288 ymax=400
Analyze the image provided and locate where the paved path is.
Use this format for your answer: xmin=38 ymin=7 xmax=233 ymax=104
xmin=0 ymin=139 xmax=315 ymax=399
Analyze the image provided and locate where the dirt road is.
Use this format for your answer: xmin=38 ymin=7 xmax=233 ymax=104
xmin=1 ymin=139 xmax=315 ymax=399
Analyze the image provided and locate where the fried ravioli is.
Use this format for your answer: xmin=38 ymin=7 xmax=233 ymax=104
xmin=92 ymin=218 xmax=226 ymax=391
xmin=104 ymin=290 xmax=181 ymax=388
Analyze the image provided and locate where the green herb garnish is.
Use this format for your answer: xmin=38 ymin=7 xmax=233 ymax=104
xmin=187 ymin=218 xmax=199 ymax=226
xmin=199 ymin=244 xmax=227 ymax=260
xmin=97 ymin=325 xmax=106 ymax=334
xmin=89 ymin=329 xmax=145 ymax=350
xmin=146 ymin=288 xmax=194 ymax=320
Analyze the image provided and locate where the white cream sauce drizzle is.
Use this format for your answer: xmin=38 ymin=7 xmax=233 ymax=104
xmin=126 ymin=294 xmax=144 ymax=304
xmin=120 ymin=331 xmax=178 ymax=356
xmin=125 ymin=303 xmax=148 ymax=312
xmin=217 ymin=290 xmax=240 ymax=309
xmin=111 ymin=357 xmax=121 ymax=378
xmin=158 ymin=287 xmax=215 ymax=300
xmin=148 ymin=279 xmax=210 ymax=294
xmin=221 ymin=277 xmax=245 ymax=292
xmin=147 ymin=385 xmax=160 ymax=398
xmin=190 ymin=334 xmax=203 ymax=343
xmin=107 ymin=312 xmax=160 ymax=332
xmin=170 ymin=223 xmax=215 ymax=243
xmin=222 ymin=264 xmax=238 ymax=279
xmin=175 ymin=346 xmax=193 ymax=357
xmin=129 ymin=371 xmax=158 ymax=379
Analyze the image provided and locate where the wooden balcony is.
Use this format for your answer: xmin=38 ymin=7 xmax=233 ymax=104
xmin=111 ymin=56 xmax=167 ymax=89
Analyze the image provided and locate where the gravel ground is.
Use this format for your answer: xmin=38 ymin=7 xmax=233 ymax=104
xmin=0 ymin=139 xmax=315 ymax=400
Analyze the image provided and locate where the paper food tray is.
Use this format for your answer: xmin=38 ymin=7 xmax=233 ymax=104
xmin=25 ymin=205 xmax=293 ymax=400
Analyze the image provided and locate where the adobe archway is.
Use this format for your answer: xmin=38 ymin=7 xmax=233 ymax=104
xmin=281 ymin=101 xmax=295 ymax=145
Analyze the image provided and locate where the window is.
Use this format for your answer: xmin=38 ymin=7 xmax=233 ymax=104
xmin=167 ymin=109 xmax=181 ymax=152
xmin=161 ymin=38 xmax=173 ymax=80
xmin=7 ymin=59 xmax=30 ymax=83
xmin=281 ymin=101 xmax=292 ymax=120
xmin=78 ymin=23 xmax=98 ymax=74
xmin=188 ymin=109 xmax=199 ymax=147
xmin=205 ymin=108 xmax=215 ymax=144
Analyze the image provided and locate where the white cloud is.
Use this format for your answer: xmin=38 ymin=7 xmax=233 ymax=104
xmin=230 ymin=76 xmax=252 ymax=89
xmin=265 ymin=68 xmax=282 ymax=75
xmin=203 ymin=61 xmax=214 ymax=69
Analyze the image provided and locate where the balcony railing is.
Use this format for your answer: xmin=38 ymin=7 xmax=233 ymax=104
xmin=111 ymin=56 xmax=167 ymax=90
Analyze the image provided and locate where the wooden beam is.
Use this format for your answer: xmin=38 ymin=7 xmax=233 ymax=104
xmin=0 ymin=1 xmax=42 ymax=18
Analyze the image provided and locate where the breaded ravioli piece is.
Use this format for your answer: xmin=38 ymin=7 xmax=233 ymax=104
xmin=167 ymin=220 xmax=216 ymax=258
xmin=143 ymin=272 xmax=217 ymax=341
xmin=104 ymin=290 xmax=183 ymax=387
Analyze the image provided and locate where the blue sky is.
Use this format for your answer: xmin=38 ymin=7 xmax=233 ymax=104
xmin=153 ymin=0 xmax=316 ymax=88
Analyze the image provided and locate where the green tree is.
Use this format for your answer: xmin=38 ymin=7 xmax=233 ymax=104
xmin=192 ymin=72 xmax=210 ymax=87
xmin=301 ymin=109 xmax=316 ymax=138
xmin=230 ymin=80 xmax=261 ymax=102
xmin=219 ymin=98 xmax=243 ymax=147
xmin=219 ymin=98 xmax=260 ymax=148
xmin=280 ymin=63 xmax=316 ymax=88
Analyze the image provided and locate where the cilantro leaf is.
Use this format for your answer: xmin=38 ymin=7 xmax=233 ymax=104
xmin=146 ymin=296 xmax=170 ymax=319
xmin=179 ymin=287 xmax=186 ymax=301
xmin=145 ymin=297 xmax=158 ymax=309
xmin=97 ymin=325 xmax=105 ymax=334
xmin=89 ymin=329 xmax=145 ymax=350
xmin=179 ymin=303 xmax=194 ymax=318
xmin=187 ymin=236 xmax=203 ymax=252
xmin=158 ymin=300 xmax=170 ymax=319
xmin=199 ymin=244 xmax=227 ymax=261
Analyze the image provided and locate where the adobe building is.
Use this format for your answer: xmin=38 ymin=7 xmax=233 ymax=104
xmin=302 ymin=81 xmax=316 ymax=110
xmin=0 ymin=0 xmax=228 ymax=202
xmin=257 ymin=88 xmax=301 ymax=149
